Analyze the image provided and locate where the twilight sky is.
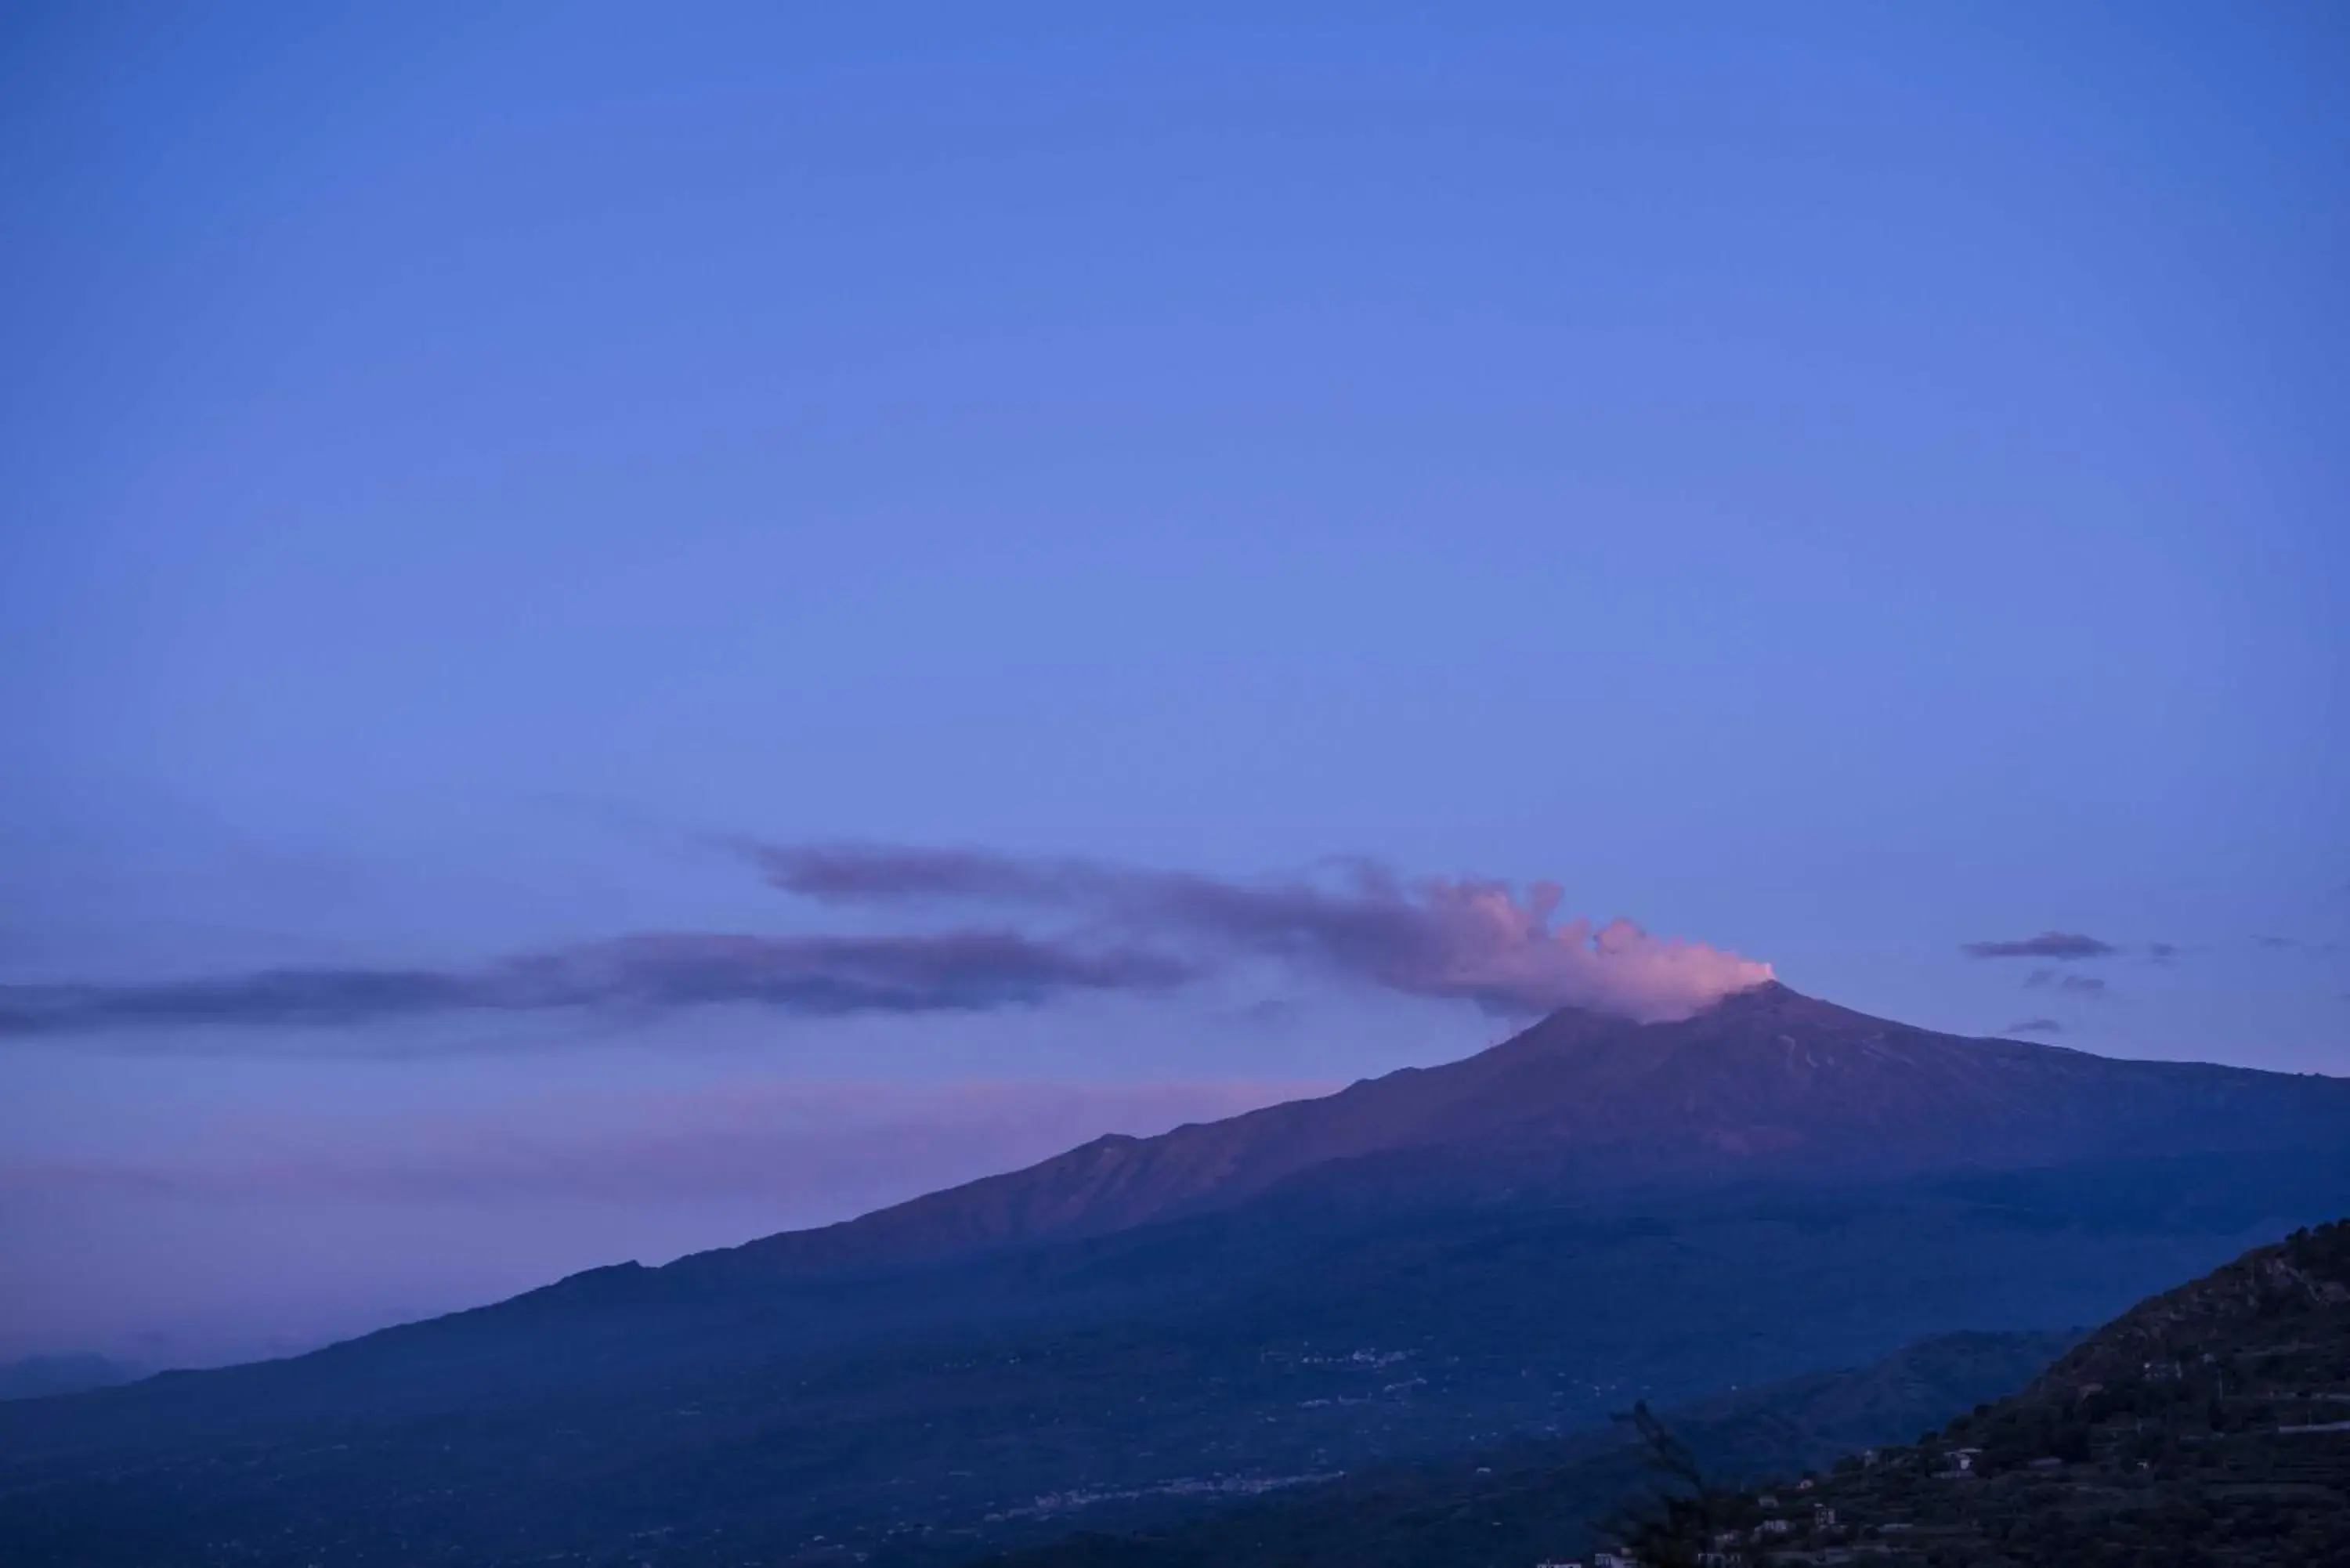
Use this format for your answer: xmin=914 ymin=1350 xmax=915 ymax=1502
xmin=2 ymin=3 xmax=2345 ymax=1366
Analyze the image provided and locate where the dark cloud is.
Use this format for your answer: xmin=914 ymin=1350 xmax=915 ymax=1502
xmin=2146 ymin=941 xmax=2182 ymax=966
xmin=7 ymin=844 xmax=1778 ymax=1041
xmin=742 ymin=843 xmax=1090 ymax=905
xmin=740 ymin=841 xmax=1773 ymax=1021
xmin=2023 ymin=969 xmax=2108 ymax=998
xmin=2250 ymin=935 xmax=2343 ymax=956
xmin=2003 ymin=1017 xmax=2065 ymax=1035
xmin=1229 ymin=998 xmax=1303 ymax=1027
xmin=1961 ymin=931 xmax=2119 ymax=962
xmin=0 ymin=931 xmax=1189 ymax=1039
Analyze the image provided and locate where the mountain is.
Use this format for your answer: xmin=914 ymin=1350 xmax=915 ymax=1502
xmin=982 ymin=1220 xmax=2350 ymax=1568
xmin=714 ymin=982 xmax=2350 ymax=1275
xmin=2 ymin=988 xmax=2346 ymax=1566
xmin=1603 ymin=1216 xmax=2350 ymax=1566
xmin=974 ymin=1330 xmax=2083 ymax=1568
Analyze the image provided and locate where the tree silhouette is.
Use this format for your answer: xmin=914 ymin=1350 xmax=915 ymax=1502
xmin=1596 ymin=1402 xmax=1746 ymax=1567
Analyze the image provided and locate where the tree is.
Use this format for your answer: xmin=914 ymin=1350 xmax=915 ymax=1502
xmin=1596 ymin=1403 xmax=1748 ymax=1568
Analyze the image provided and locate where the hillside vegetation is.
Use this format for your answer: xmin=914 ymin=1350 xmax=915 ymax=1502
xmin=986 ymin=1222 xmax=2349 ymax=1568
xmin=977 ymin=1331 xmax=2077 ymax=1568
xmin=1606 ymin=1217 xmax=2350 ymax=1566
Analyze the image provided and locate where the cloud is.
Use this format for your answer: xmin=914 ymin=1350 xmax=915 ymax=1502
xmin=2250 ymin=934 xmax=2343 ymax=956
xmin=2247 ymin=934 xmax=2339 ymax=953
xmin=4 ymin=845 xmax=1773 ymax=1040
xmin=0 ymin=931 xmax=1190 ymax=1039
xmin=2003 ymin=1017 xmax=2064 ymax=1035
xmin=2146 ymin=941 xmax=2182 ymax=966
xmin=2023 ymin=969 xmax=2108 ymax=998
xmin=740 ymin=842 xmax=1773 ymax=1022
xmin=1961 ymin=931 xmax=2118 ymax=962
xmin=747 ymin=843 xmax=1086 ymax=905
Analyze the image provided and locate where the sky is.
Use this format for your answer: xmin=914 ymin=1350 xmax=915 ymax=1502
xmin=2 ymin=2 xmax=2345 ymax=1367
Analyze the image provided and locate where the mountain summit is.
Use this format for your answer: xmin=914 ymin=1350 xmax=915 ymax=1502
xmin=714 ymin=983 xmax=2350 ymax=1276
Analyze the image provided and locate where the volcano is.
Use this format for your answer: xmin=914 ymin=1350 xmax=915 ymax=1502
xmin=5 ymin=985 xmax=2346 ymax=1568
xmin=716 ymin=981 xmax=2350 ymax=1275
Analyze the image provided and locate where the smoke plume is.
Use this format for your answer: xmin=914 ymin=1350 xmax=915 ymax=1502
xmin=743 ymin=842 xmax=1772 ymax=1022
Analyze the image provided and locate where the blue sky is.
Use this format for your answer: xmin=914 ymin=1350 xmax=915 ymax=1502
xmin=2 ymin=3 xmax=2345 ymax=1363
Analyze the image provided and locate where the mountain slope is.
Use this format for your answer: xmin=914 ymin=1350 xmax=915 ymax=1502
xmin=713 ymin=983 xmax=2350 ymax=1275
xmin=982 ymin=1221 xmax=2350 ymax=1568
xmin=1616 ymin=1217 xmax=2350 ymax=1566
xmin=974 ymin=1331 xmax=2081 ymax=1568
xmin=3 ymin=990 xmax=2346 ymax=1566
xmin=2 ymin=1150 xmax=2343 ymax=1565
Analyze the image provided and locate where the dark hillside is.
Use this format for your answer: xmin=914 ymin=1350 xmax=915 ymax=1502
xmin=982 ymin=1223 xmax=2350 ymax=1568
xmin=977 ymin=1331 xmax=2079 ymax=1568
xmin=1618 ymin=1219 xmax=2350 ymax=1566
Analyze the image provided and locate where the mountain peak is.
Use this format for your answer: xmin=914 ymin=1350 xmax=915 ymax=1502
xmin=1528 ymin=977 xmax=1836 ymax=1036
xmin=1695 ymin=976 xmax=1853 ymax=1021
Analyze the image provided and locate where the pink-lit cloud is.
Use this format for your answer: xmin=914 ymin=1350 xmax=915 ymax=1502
xmin=743 ymin=842 xmax=1773 ymax=1022
xmin=0 ymin=845 xmax=1771 ymax=1039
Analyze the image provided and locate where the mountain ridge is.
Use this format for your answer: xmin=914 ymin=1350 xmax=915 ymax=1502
xmin=692 ymin=982 xmax=2350 ymax=1278
xmin=6 ymin=986 xmax=2347 ymax=1566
